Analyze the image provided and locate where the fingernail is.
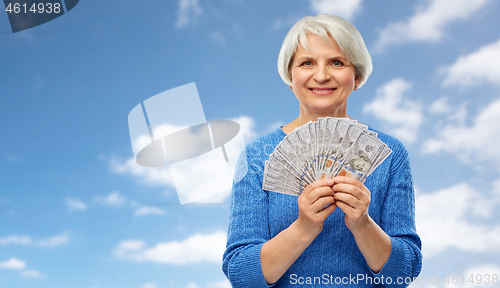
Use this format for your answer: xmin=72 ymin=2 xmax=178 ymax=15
xmin=327 ymin=179 xmax=333 ymax=185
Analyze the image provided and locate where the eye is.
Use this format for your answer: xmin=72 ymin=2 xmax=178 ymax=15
xmin=300 ymin=61 xmax=312 ymax=66
xmin=332 ymin=60 xmax=344 ymax=66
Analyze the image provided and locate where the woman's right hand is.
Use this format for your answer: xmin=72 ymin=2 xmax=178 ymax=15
xmin=295 ymin=178 xmax=337 ymax=239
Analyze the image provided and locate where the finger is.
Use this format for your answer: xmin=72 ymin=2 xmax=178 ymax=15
xmin=311 ymin=195 xmax=336 ymax=212
xmin=301 ymin=178 xmax=334 ymax=197
xmin=333 ymin=192 xmax=358 ymax=208
xmin=335 ymin=199 xmax=356 ymax=215
xmin=333 ymin=176 xmax=365 ymax=189
xmin=298 ymin=187 xmax=333 ymax=209
xmin=317 ymin=201 xmax=337 ymax=219
xmin=333 ymin=177 xmax=370 ymax=198
xmin=332 ymin=183 xmax=366 ymax=201
xmin=309 ymin=186 xmax=335 ymax=201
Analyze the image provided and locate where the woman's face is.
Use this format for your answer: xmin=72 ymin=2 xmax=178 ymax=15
xmin=290 ymin=34 xmax=358 ymax=116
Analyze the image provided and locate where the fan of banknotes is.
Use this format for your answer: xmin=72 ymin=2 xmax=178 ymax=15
xmin=262 ymin=117 xmax=392 ymax=196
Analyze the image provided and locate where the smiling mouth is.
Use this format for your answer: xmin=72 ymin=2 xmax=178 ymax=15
xmin=309 ymin=88 xmax=336 ymax=91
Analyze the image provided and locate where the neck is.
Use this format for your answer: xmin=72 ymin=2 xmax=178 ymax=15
xmin=282 ymin=104 xmax=350 ymax=134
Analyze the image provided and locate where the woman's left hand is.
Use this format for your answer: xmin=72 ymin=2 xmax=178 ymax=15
xmin=332 ymin=176 xmax=371 ymax=232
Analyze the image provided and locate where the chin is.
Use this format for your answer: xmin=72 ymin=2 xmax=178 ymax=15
xmin=307 ymin=101 xmax=345 ymax=114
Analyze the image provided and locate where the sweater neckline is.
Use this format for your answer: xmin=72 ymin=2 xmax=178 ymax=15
xmin=278 ymin=126 xmax=287 ymax=137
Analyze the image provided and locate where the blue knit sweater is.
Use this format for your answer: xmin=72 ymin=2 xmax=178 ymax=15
xmin=222 ymin=127 xmax=422 ymax=287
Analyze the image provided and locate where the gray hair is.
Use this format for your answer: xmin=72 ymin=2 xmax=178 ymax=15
xmin=277 ymin=14 xmax=372 ymax=88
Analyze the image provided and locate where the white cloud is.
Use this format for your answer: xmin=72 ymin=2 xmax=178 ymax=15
xmin=208 ymin=280 xmax=232 ymax=288
xmin=363 ymin=78 xmax=423 ymax=143
xmin=65 ymin=198 xmax=87 ymax=212
xmin=35 ymin=233 xmax=69 ymax=248
xmin=447 ymin=102 xmax=468 ymax=125
xmin=0 ymin=233 xmax=69 ymax=248
xmin=185 ymin=283 xmax=199 ymax=288
xmin=309 ymin=0 xmax=362 ymax=21
xmin=0 ymin=235 xmax=31 ymax=246
xmin=374 ymin=0 xmax=490 ymax=52
xmin=93 ymin=191 xmax=127 ymax=208
xmin=0 ymin=258 xmax=43 ymax=278
xmin=115 ymin=240 xmax=145 ymax=252
xmin=441 ymin=39 xmax=500 ymax=87
xmin=134 ymin=206 xmax=165 ymax=217
xmin=416 ymin=182 xmax=500 ymax=257
xmin=142 ymin=283 xmax=157 ymax=288
xmin=209 ymin=32 xmax=226 ymax=45
xmin=429 ymin=97 xmax=452 ymax=114
xmin=111 ymin=157 xmax=175 ymax=187
xmin=176 ymin=0 xmax=202 ymax=28
xmin=167 ymin=148 xmax=233 ymax=204
xmin=0 ymin=258 xmax=26 ymax=270
xmin=231 ymin=115 xmax=257 ymax=143
xmin=113 ymin=231 xmax=226 ymax=265
xmin=20 ymin=270 xmax=43 ymax=278
xmin=423 ymin=98 xmax=500 ymax=165
xmin=464 ymin=264 xmax=500 ymax=275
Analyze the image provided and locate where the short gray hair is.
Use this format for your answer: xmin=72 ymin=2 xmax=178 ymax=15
xmin=277 ymin=14 xmax=372 ymax=88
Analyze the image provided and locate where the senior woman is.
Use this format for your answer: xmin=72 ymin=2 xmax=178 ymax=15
xmin=223 ymin=14 xmax=422 ymax=287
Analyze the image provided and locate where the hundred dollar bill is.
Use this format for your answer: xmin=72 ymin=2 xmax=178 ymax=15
xmin=316 ymin=118 xmax=331 ymax=177
xmin=319 ymin=119 xmax=350 ymax=179
xmin=317 ymin=117 xmax=339 ymax=179
xmin=296 ymin=125 xmax=316 ymax=176
xmin=360 ymin=145 xmax=392 ymax=183
xmin=288 ymin=127 xmax=316 ymax=180
xmin=308 ymin=121 xmax=316 ymax=177
xmin=327 ymin=122 xmax=368 ymax=175
xmin=263 ymin=161 xmax=303 ymax=195
xmin=262 ymin=178 xmax=300 ymax=195
xmin=275 ymin=136 xmax=315 ymax=184
xmin=264 ymin=154 xmax=307 ymax=189
xmin=269 ymin=150 xmax=312 ymax=186
xmin=329 ymin=131 xmax=387 ymax=181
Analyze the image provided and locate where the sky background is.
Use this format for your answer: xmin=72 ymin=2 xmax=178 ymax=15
xmin=1 ymin=0 xmax=500 ymax=287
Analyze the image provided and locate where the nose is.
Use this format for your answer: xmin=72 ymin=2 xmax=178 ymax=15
xmin=314 ymin=64 xmax=331 ymax=83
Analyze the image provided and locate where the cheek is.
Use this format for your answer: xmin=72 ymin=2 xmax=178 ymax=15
xmin=340 ymin=71 xmax=357 ymax=87
xmin=291 ymin=68 xmax=310 ymax=86
xmin=343 ymin=76 xmax=356 ymax=87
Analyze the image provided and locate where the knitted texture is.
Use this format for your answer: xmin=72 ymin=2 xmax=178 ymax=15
xmin=222 ymin=127 xmax=422 ymax=287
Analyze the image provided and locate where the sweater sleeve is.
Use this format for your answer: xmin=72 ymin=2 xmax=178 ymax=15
xmin=370 ymin=146 xmax=423 ymax=287
xmin=222 ymin=144 xmax=275 ymax=288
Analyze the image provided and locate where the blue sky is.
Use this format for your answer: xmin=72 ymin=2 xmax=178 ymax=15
xmin=1 ymin=0 xmax=500 ymax=287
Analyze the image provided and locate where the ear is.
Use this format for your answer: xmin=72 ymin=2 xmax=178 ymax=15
xmin=354 ymin=76 xmax=360 ymax=90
